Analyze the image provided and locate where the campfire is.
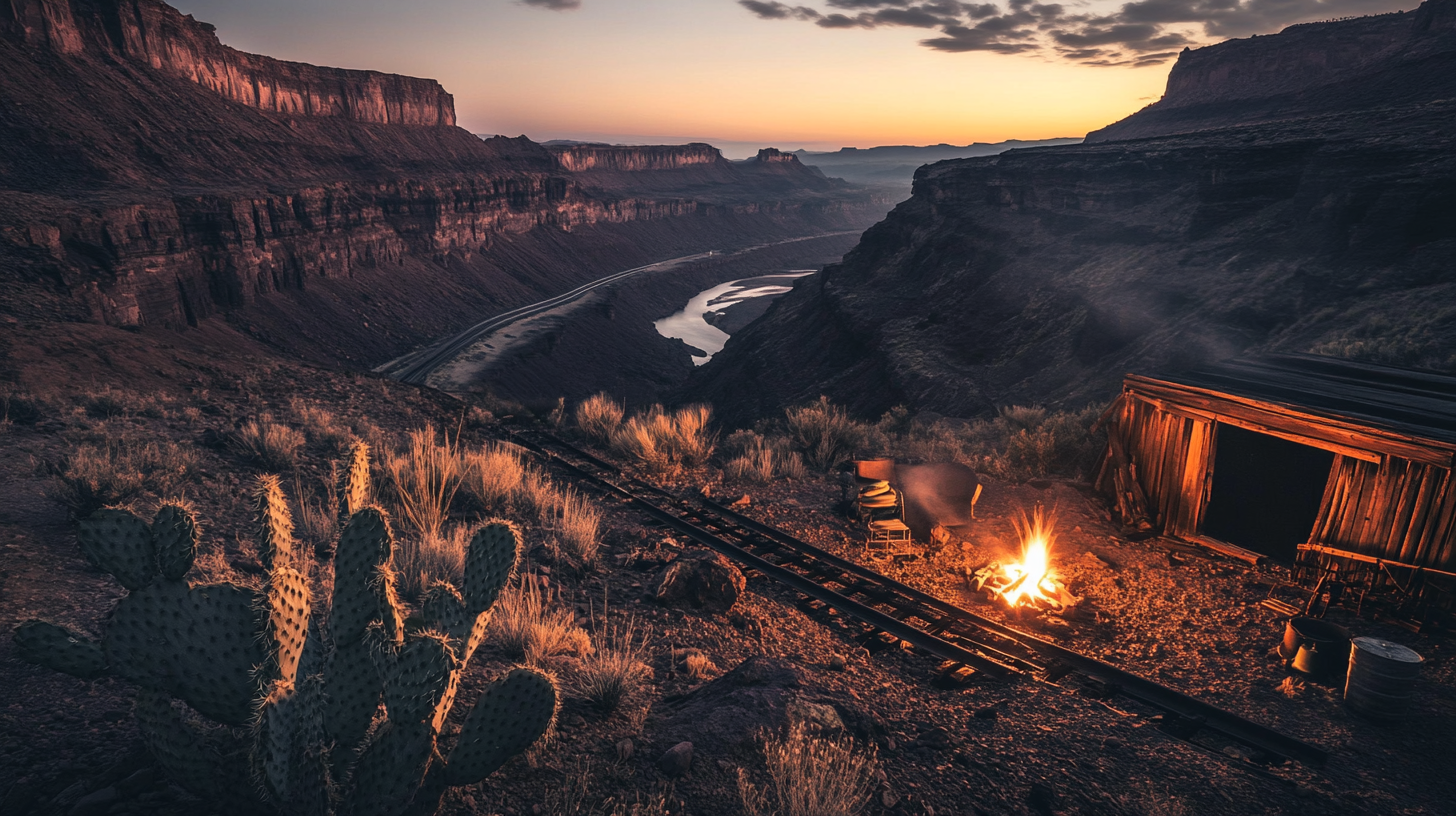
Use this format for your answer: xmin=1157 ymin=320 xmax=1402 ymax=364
xmin=973 ymin=507 xmax=1078 ymax=612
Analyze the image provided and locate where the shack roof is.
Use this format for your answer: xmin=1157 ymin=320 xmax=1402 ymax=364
xmin=1127 ymin=354 xmax=1456 ymax=450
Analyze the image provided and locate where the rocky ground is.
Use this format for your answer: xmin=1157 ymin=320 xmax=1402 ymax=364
xmin=0 ymin=358 xmax=1452 ymax=816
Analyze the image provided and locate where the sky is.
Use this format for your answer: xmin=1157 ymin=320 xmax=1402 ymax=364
xmin=173 ymin=0 xmax=1414 ymax=157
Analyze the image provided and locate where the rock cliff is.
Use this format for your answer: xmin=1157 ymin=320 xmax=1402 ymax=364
xmin=549 ymin=143 xmax=723 ymax=172
xmin=690 ymin=0 xmax=1456 ymax=424
xmin=2 ymin=0 xmax=455 ymax=126
xmin=0 ymin=0 xmax=883 ymax=367
xmin=1089 ymin=1 xmax=1456 ymax=142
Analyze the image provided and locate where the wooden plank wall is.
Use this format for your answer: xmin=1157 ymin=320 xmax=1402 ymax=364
xmin=1311 ymin=455 xmax=1456 ymax=573
xmin=1118 ymin=397 xmax=1201 ymax=533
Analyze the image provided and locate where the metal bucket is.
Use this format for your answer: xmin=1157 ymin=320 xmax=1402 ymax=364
xmin=1278 ymin=617 xmax=1351 ymax=681
xmin=1344 ymin=637 xmax=1423 ymax=721
xmin=854 ymin=458 xmax=896 ymax=481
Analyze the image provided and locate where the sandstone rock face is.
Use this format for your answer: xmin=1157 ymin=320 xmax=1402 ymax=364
xmin=689 ymin=3 xmax=1456 ymax=424
xmin=1089 ymin=0 xmax=1456 ymax=142
xmin=1 ymin=0 xmax=455 ymax=126
xmin=0 ymin=0 xmax=885 ymax=366
xmin=654 ymin=548 xmax=746 ymax=612
xmin=550 ymin=143 xmax=724 ymax=173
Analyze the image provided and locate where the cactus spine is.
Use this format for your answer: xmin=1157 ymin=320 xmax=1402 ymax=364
xmin=14 ymin=445 xmax=557 ymax=816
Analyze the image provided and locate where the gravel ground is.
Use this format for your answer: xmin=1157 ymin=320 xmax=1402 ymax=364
xmin=1 ymin=379 xmax=1451 ymax=815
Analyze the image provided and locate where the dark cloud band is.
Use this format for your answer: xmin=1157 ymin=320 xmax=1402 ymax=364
xmin=738 ymin=0 xmax=1413 ymax=67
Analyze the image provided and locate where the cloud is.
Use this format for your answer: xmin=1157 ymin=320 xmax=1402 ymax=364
xmin=740 ymin=0 xmax=821 ymax=19
xmin=521 ymin=0 xmax=581 ymax=9
xmin=737 ymin=0 xmax=1413 ymax=65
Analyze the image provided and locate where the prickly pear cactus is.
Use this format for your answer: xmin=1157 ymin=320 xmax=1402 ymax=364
xmin=15 ymin=450 xmax=558 ymax=816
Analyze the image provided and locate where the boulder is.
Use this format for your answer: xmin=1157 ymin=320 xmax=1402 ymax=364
xmin=658 ymin=741 xmax=694 ymax=777
xmin=655 ymin=548 xmax=746 ymax=612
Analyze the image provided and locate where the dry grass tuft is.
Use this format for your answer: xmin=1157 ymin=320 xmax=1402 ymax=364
xmin=738 ymin=723 xmax=877 ymax=816
xmin=610 ymin=404 xmax=716 ymax=475
xmin=546 ymin=488 xmax=602 ymax=572
xmin=783 ymin=397 xmax=864 ymax=471
xmin=1 ymin=391 xmax=47 ymax=426
xmin=724 ymin=433 xmax=806 ymax=483
xmin=82 ymin=388 xmax=135 ymax=419
xmin=47 ymin=439 xmax=198 ymax=518
xmin=462 ymin=442 xmax=529 ymax=514
xmin=575 ymin=393 xmax=625 ymax=445
xmin=231 ymin=417 xmax=305 ymax=471
xmin=491 ymin=573 xmax=591 ymax=663
xmin=575 ymin=616 xmax=651 ymax=714
xmin=396 ymin=524 xmax=470 ymax=599
xmin=292 ymin=402 xmax=355 ymax=452
xmin=384 ymin=426 xmax=465 ymax=541
xmin=291 ymin=469 xmax=339 ymax=549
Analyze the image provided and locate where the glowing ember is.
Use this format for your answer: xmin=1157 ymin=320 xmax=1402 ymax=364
xmin=973 ymin=507 xmax=1078 ymax=611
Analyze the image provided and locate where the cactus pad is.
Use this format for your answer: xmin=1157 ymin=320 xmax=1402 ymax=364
xmin=134 ymin=688 xmax=254 ymax=805
xmin=260 ymin=566 xmax=312 ymax=687
xmin=151 ymin=503 xmax=199 ymax=581
xmin=341 ymin=441 xmax=372 ymax=523
xmin=324 ymin=640 xmax=384 ymax=778
xmin=106 ymin=580 xmax=264 ymax=725
xmin=445 ymin=668 xmax=557 ymax=785
xmin=464 ymin=521 xmax=521 ymax=618
xmin=13 ymin=620 xmax=107 ymax=678
xmin=383 ymin=633 xmax=457 ymax=726
xmin=254 ymin=475 xmax=296 ymax=572
xmin=332 ymin=507 xmax=398 ymax=644
xmin=348 ymin=721 xmax=438 ymax=816
xmin=78 ymin=508 xmax=157 ymax=590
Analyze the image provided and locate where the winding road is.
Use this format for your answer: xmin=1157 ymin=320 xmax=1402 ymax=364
xmin=378 ymin=251 xmax=718 ymax=385
xmin=378 ymin=232 xmax=857 ymax=386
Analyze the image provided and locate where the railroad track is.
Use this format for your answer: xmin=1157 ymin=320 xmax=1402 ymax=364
xmin=506 ymin=427 xmax=1332 ymax=774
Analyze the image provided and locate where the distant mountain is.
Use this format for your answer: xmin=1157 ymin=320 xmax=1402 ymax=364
xmin=792 ymin=139 xmax=1083 ymax=189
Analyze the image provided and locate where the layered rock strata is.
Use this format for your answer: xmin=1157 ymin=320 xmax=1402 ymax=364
xmin=691 ymin=0 xmax=1456 ymax=424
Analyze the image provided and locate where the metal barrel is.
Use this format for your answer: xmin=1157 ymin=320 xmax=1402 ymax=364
xmin=1344 ymin=637 xmax=1423 ymax=721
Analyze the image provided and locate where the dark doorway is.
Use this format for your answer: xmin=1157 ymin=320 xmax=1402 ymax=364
xmin=1200 ymin=424 xmax=1334 ymax=561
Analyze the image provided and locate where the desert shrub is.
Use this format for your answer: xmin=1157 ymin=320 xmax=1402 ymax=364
xmin=575 ymin=392 xmax=624 ymax=444
xmin=784 ymin=397 xmax=866 ymax=471
xmin=518 ymin=470 xmax=562 ymax=518
xmin=610 ymin=404 xmax=716 ymax=475
xmin=0 ymin=391 xmax=46 ymax=426
xmin=230 ymin=417 xmax=305 ymax=470
xmin=575 ymin=617 xmax=650 ymax=714
xmin=462 ymin=443 xmax=529 ymax=513
xmin=724 ymin=436 xmax=805 ymax=483
xmin=491 ymin=573 xmax=590 ymax=662
xmin=48 ymin=439 xmax=198 ymax=517
xmin=550 ymin=489 xmax=602 ymax=572
xmin=996 ymin=404 xmax=1104 ymax=481
xmin=396 ymin=524 xmax=470 ymax=599
xmin=738 ymin=723 xmax=877 ymax=816
xmin=384 ymin=426 xmax=465 ymax=541
xmin=292 ymin=402 xmax=355 ymax=452
xmin=83 ymin=388 xmax=134 ymax=419
xmin=673 ymin=648 xmax=716 ymax=681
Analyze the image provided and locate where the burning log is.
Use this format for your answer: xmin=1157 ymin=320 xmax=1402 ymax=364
xmin=972 ymin=507 xmax=1080 ymax=613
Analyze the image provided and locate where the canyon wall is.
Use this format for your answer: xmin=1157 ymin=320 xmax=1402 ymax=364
xmin=549 ymin=143 xmax=724 ymax=172
xmin=0 ymin=0 xmax=884 ymax=366
xmin=1089 ymin=0 xmax=1456 ymax=142
xmin=1 ymin=0 xmax=454 ymax=125
xmin=691 ymin=0 xmax=1456 ymax=424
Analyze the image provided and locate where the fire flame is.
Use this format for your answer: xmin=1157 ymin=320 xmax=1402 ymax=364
xmin=973 ymin=506 xmax=1077 ymax=611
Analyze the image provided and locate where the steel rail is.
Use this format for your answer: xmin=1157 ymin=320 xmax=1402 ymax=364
xmin=508 ymin=427 xmax=1331 ymax=770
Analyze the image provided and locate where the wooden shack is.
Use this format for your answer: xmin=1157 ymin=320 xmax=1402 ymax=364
xmin=1097 ymin=354 xmax=1456 ymax=611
